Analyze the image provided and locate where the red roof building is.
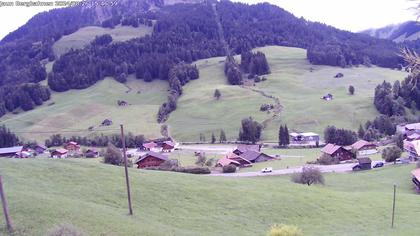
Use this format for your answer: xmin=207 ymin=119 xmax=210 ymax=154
xmin=225 ymin=152 xmax=252 ymax=167
xmin=143 ymin=142 xmax=158 ymax=151
xmin=162 ymin=141 xmax=175 ymax=152
xmin=51 ymin=148 xmax=68 ymax=158
xmin=65 ymin=141 xmax=80 ymax=151
xmin=351 ymin=140 xmax=378 ymax=156
xmin=135 ymin=151 xmax=168 ymax=169
xmin=216 ymin=157 xmax=241 ymax=167
xmin=321 ymin=143 xmax=354 ymax=161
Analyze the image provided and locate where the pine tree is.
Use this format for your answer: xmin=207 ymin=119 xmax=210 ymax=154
xmin=211 ymin=133 xmax=216 ymax=144
xmin=279 ymin=125 xmax=284 ymax=146
xmin=284 ymin=125 xmax=290 ymax=145
xmin=358 ymin=124 xmax=365 ymax=139
xmin=219 ymin=130 xmax=227 ymax=143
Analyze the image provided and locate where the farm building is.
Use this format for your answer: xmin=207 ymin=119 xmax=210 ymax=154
xmin=65 ymin=141 xmax=80 ymax=151
xmin=289 ymin=132 xmax=320 ymax=145
xmin=51 ymin=148 xmax=68 ymax=158
xmin=0 ymin=146 xmax=23 ymax=157
xmin=411 ymin=169 xmax=420 ymax=192
xmin=321 ymin=143 xmax=354 ymax=161
xmin=355 ymin=157 xmax=372 ymax=170
xmin=351 ymin=140 xmax=378 ymax=156
xmin=34 ymin=145 xmax=47 ymax=154
xmin=225 ymin=152 xmax=252 ymax=167
xmin=239 ymin=150 xmax=275 ymax=163
xmin=405 ymin=140 xmax=420 ymax=161
xmin=233 ymin=144 xmax=261 ymax=155
xmin=216 ymin=157 xmax=241 ymax=168
xmin=135 ymin=151 xmax=168 ymax=169
xmin=162 ymin=141 xmax=175 ymax=153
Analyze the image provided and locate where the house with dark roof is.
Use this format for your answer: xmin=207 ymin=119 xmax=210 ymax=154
xmin=239 ymin=150 xmax=275 ymax=163
xmin=351 ymin=140 xmax=378 ymax=156
xmin=135 ymin=151 xmax=168 ymax=169
xmin=321 ymin=143 xmax=354 ymax=162
xmin=216 ymin=157 xmax=241 ymax=168
xmin=233 ymin=144 xmax=261 ymax=155
xmin=142 ymin=142 xmax=161 ymax=152
xmin=34 ymin=145 xmax=47 ymax=154
xmin=0 ymin=146 xmax=23 ymax=157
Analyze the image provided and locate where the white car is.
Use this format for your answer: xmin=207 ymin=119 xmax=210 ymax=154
xmin=261 ymin=167 xmax=273 ymax=173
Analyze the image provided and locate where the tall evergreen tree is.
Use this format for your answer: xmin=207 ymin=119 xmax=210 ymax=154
xmin=211 ymin=133 xmax=216 ymax=144
xmin=278 ymin=125 xmax=284 ymax=146
xmin=358 ymin=124 xmax=365 ymax=139
xmin=284 ymin=125 xmax=290 ymax=146
xmin=219 ymin=130 xmax=227 ymax=143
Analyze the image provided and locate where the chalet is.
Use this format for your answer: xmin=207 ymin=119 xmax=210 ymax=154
xmin=34 ymin=145 xmax=47 ymax=154
xmin=142 ymin=142 xmax=161 ymax=152
xmin=135 ymin=151 xmax=168 ymax=169
xmin=162 ymin=141 xmax=175 ymax=153
xmin=65 ymin=141 xmax=80 ymax=151
xmin=321 ymin=93 xmax=333 ymax=101
xmin=51 ymin=148 xmax=68 ymax=158
xmin=233 ymin=144 xmax=261 ymax=155
xmin=405 ymin=140 xmax=420 ymax=161
xmin=0 ymin=146 xmax=23 ymax=157
xmin=84 ymin=149 xmax=99 ymax=158
xmin=290 ymin=132 xmax=320 ymax=145
xmin=240 ymin=150 xmax=275 ymax=163
xmin=225 ymin=152 xmax=252 ymax=167
xmin=351 ymin=140 xmax=378 ymax=156
xmin=397 ymin=122 xmax=420 ymax=135
xmin=321 ymin=143 xmax=354 ymax=161
xmin=411 ymin=169 xmax=420 ymax=192
xmin=216 ymin=157 xmax=241 ymax=168
xmin=355 ymin=157 xmax=372 ymax=170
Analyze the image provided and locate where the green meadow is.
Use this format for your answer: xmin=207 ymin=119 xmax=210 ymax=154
xmin=0 ymin=158 xmax=419 ymax=236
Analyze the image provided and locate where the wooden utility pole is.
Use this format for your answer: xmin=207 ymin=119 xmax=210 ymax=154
xmin=391 ymin=184 xmax=397 ymax=228
xmin=120 ymin=125 xmax=133 ymax=215
xmin=0 ymin=175 xmax=14 ymax=233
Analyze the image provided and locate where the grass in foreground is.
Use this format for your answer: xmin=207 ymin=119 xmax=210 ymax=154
xmin=0 ymin=158 xmax=419 ymax=236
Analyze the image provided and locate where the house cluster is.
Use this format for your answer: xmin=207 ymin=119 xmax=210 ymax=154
xmin=133 ymin=139 xmax=177 ymax=169
xmin=400 ymin=123 xmax=420 ymax=161
xmin=320 ymin=140 xmax=378 ymax=170
xmin=216 ymin=144 xmax=276 ymax=168
xmin=142 ymin=139 xmax=176 ymax=153
xmin=50 ymin=141 xmax=99 ymax=158
xmin=0 ymin=145 xmax=47 ymax=158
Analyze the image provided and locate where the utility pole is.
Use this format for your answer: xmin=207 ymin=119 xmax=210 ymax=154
xmin=120 ymin=124 xmax=133 ymax=215
xmin=391 ymin=184 xmax=397 ymax=228
xmin=0 ymin=175 xmax=14 ymax=233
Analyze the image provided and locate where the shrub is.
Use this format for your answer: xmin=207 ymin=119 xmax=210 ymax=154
xmin=348 ymin=85 xmax=355 ymax=95
xmin=267 ymin=224 xmax=303 ymax=236
xmin=47 ymin=224 xmax=85 ymax=236
xmin=222 ymin=164 xmax=237 ymax=173
xmin=291 ymin=167 xmax=324 ymax=186
xmin=317 ymin=154 xmax=339 ymax=165
xmin=177 ymin=166 xmax=211 ymax=174
xmin=382 ymin=146 xmax=402 ymax=163
xmin=103 ymin=143 xmax=123 ymax=166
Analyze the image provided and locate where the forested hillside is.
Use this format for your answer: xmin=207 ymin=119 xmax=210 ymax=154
xmin=0 ymin=0 xmax=412 ymax=119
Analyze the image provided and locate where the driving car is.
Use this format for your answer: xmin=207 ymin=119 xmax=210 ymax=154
xmin=373 ymin=162 xmax=384 ymax=168
xmin=261 ymin=167 xmax=273 ymax=173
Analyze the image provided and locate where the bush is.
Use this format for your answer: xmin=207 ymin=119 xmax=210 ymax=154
xmin=47 ymin=224 xmax=85 ymax=236
xmin=291 ymin=167 xmax=324 ymax=186
xmin=267 ymin=224 xmax=303 ymax=236
xmin=103 ymin=143 xmax=123 ymax=166
xmin=177 ymin=166 xmax=211 ymax=174
xmin=382 ymin=146 xmax=402 ymax=163
xmin=317 ymin=154 xmax=339 ymax=165
xmin=222 ymin=164 xmax=237 ymax=173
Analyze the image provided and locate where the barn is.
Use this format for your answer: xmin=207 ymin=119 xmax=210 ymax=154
xmin=0 ymin=146 xmax=23 ymax=157
xmin=239 ymin=150 xmax=275 ymax=163
xmin=351 ymin=140 xmax=378 ymax=156
xmin=135 ymin=151 xmax=168 ymax=169
xmin=321 ymin=143 xmax=354 ymax=161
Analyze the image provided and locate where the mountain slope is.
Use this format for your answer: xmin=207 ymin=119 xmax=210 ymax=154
xmin=361 ymin=21 xmax=420 ymax=42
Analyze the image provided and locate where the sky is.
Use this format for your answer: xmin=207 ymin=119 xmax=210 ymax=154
xmin=0 ymin=0 xmax=418 ymax=40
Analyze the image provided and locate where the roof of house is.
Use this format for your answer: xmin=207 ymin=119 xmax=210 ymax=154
xmin=163 ymin=141 xmax=175 ymax=147
xmin=143 ymin=142 xmax=158 ymax=149
xmin=407 ymin=133 xmax=420 ymax=140
xmin=357 ymin=157 xmax=372 ymax=164
xmin=68 ymin=141 xmax=78 ymax=146
xmin=412 ymin=169 xmax=420 ymax=181
xmin=226 ymin=152 xmax=252 ymax=164
xmin=217 ymin=157 xmax=240 ymax=167
xmin=54 ymin=148 xmax=68 ymax=154
xmin=0 ymin=146 xmax=23 ymax=155
xmin=36 ymin=144 xmax=47 ymax=150
xmin=406 ymin=123 xmax=420 ymax=131
xmin=135 ymin=151 xmax=168 ymax=164
xmin=321 ymin=143 xmax=342 ymax=155
xmin=235 ymin=144 xmax=260 ymax=153
xmin=239 ymin=150 xmax=275 ymax=162
xmin=351 ymin=140 xmax=376 ymax=150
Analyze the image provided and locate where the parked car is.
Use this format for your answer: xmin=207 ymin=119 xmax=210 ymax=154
xmin=373 ymin=162 xmax=384 ymax=168
xmin=261 ymin=167 xmax=273 ymax=173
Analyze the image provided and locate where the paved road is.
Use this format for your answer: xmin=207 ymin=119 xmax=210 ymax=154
xmin=178 ymin=144 xmax=236 ymax=154
xmin=210 ymin=161 xmax=386 ymax=177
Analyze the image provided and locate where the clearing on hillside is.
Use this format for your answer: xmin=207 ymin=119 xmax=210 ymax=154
xmin=53 ymin=25 xmax=153 ymax=57
xmin=0 ymin=158 xmax=419 ymax=236
xmin=168 ymin=46 xmax=408 ymax=142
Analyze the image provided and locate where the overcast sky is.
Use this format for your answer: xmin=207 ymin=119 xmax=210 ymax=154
xmin=0 ymin=0 xmax=418 ymax=40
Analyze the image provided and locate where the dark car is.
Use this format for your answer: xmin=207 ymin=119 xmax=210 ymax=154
xmin=373 ymin=162 xmax=384 ymax=168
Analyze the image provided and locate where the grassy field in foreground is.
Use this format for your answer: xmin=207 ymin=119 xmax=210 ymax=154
xmin=53 ymin=25 xmax=152 ymax=57
xmin=0 ymin=158 xmax=419 ymax=236
xmin=168 ymin=46 xmax=408 ymax=142
xmin=0 ymin=77 xmax=168 ymax=141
